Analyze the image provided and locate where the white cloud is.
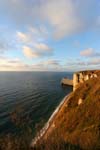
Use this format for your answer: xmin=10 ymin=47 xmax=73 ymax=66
xmin=44 ymin=60 xmax=60 ymax=66
xmin=16 ymin=29 xmax=53 ymax=59
xmin=16 ymin=26 xmax=48 ymax=45
xmin=80 ymin=48 xmax=94 ymax=57
xmin=29 ymin=26 xmax=48 ymax=38
xmin=87 ymin=58 xmax=100 ymax=65
xmin=0 ymin=29 xmax=19 ymax=54
xmin=80 ymin=48 xmax=100 ymax=57
xmin=0 ymin=0 xmax=100 ymax=71
xmin=0 ymin=56 xmax=99 ymax=71
xmin=34 ymin=43 xmax=52 ymax=51
xmin=23 ymin=46 xmax=40 ymax=58
xmin=16 ymin=28 xmax=52 ymax=59
xmin=0 ymin=37 xmax=17 ymax=54
xmin=0 ymin=57 xmax=29 ymax=71
xmin=32 ymin=59 xmax=62 ymax=71
xmin=0 ymin=56 xmax=63 ymax=71
xmin=0 ymin=0 xmax=99 ymax=39
xmin=40 ymin=0 xmax=85 ymax=39
xmin=23 ymin=44 xmax=53 ymax=59
xmin=65 ymin=57 xmax=100 ymax=71
xmin=0 ymin=41 xmax=6 ymax=53
xmin=17 ymin=32 xmax=30 ymax=43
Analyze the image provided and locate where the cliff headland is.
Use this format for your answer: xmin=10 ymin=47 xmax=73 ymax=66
xmin=33 ymin=70 xmax=100 ymax=150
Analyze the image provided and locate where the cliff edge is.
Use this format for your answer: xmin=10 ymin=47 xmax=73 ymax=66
xmin=34 ymin=70 xmax=100 ymax=150
xmin=73 ymin=70 xmax=99 ymax=91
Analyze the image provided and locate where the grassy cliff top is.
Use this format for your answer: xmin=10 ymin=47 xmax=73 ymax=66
xmin=35 ymin=70 xmax=100 ymax=150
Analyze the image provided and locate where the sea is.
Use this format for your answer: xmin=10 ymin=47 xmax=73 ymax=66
xmin=0 ymin=72 xmax=73 ymax=135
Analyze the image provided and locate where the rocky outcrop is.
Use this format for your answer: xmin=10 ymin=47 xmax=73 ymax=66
xmin=61 ymin=70 xmax=98 ymax=90
xmin=61 ymin=78 xmax=73 ymax=86
xmin=73 ymin=70 xmax=98 ymax=91
xmin=78 ymin=98 xmax=83 ymax=105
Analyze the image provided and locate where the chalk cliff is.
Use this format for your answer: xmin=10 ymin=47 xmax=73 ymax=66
xmin=34 ymin=70 xmax=100 ymax=150
xmin=61 ymin=78 xmax=73 ymax=86
xmin=73 ymin=70 xmax=98 ymax=91
xmin=33 ymin=70 xmax=100 ymax=150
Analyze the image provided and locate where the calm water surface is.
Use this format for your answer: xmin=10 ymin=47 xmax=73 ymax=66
xmin=0 ymin=72 xmax=73 ymax=134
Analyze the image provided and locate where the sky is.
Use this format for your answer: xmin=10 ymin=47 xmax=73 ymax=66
xmin=0 ymin=0 xmax=100 ymax=72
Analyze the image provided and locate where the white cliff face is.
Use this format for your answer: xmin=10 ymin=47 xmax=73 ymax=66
xmin=73 ymin=73 xmax=79 ymax=91
xmin=73 ymin=71 xmax=97 ymax=91
xmin=78 ymin=98 xmax=83 ymax=105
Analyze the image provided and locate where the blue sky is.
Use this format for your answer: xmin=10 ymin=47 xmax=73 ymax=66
xmin=0 ymin=0 xmax=100 ymax=71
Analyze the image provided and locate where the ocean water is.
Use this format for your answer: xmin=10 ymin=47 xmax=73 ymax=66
xmin=0 ymin=72 xmax=73 ymax=135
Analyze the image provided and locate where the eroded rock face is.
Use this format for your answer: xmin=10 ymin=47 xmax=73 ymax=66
xmin=78 ymin=98 xmax=83 ymax=105
xmin=61 ymin=78 xmax=73 ymax=86
xmin=73 ymin=71 xmax=98 ymax=91
xmin=73 ymin=73 xmax=79 ymax=91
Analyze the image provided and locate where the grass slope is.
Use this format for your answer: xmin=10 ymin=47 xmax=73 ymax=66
xmin=35 ymin=72 xmax=100 ymax=150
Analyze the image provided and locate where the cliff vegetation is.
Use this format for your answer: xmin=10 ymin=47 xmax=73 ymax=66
xmin=35 ymin=70 xmax=100 ymax=150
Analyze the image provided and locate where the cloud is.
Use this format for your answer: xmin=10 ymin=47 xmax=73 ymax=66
xmin=87 ymin=58 xmax=100 ymax=65
xmin=67 ymin=58 xmax=100 ymax=66
xmin=0 ymin=57 xmax=29 ymax=71
xmin=16 ymin=29 xmax=53 ymax=59
xmin=65 ymin=57 xmax=100 ymax=71
xmin=32 ymin=59 xmax=62 ymax=71
xmin=0 ymin=29 xmax=19 ymax=54
xmin=0 ymin=38 xmax=16 ymax=54
xmin=23 ymin=44 xmax=53 ymax=58
xmin=0 ymin=0 xmax=100 ymax=71
xmin=40 ymin=0 xmax=85 ymax=39
xmin=0 ymin=56 xmax=62 ymax=71
xmin=45 ymin=60 xmax=60 ymax=66
xmin=16 ymin=26 xmax=49 ymax=45
xmin=17 ymin=32 xmax=30 ymax=43
xmin=23 ymin=46 xmax=41 ymax=58
xmin=0 ymin=56 xmax=99 ymax=71
xmin=0 ymin=0 xmax=99 ymax=39
xmin=16 ymin=28 xmax=53 ymax=59
xmin=80 ymin=48 xmax=100 ymax=57
xmin=34 ymin=43 xmax=52 ymax=51
xmin=0 ymin=40 xmax=7 ymax=53
xmin=29 ymin=26 xmax=49 ymax=39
